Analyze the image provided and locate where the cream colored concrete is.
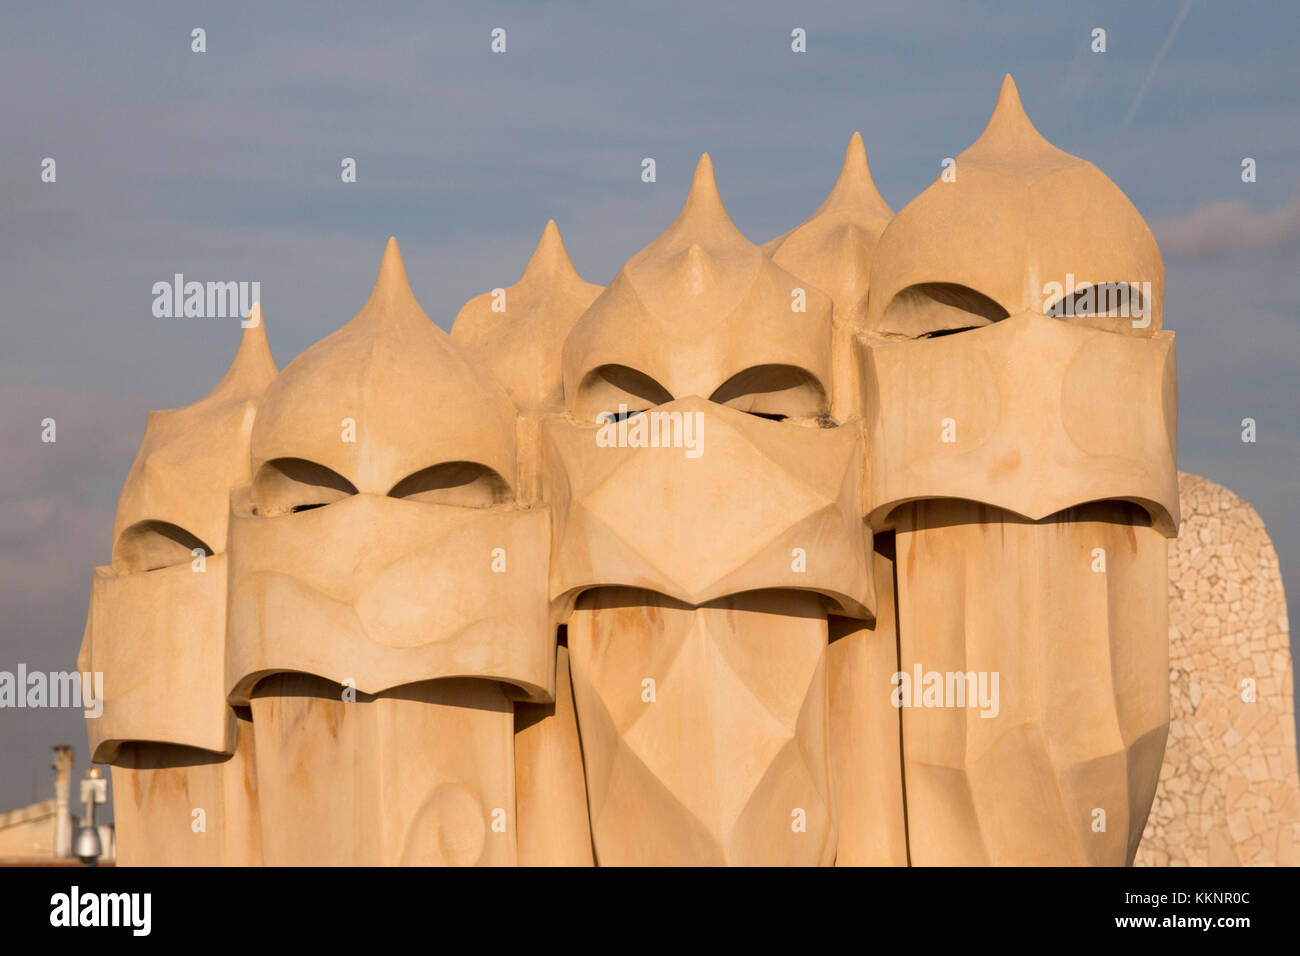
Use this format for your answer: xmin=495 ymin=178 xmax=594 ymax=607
xmin=562 ymin=153 xmax=834 ymax=424
xmin=225 ymin=241 xmax=553 ymax=865
xmin=851 ymin=76 xmax=1179 ymax=865
xmin=827 ymin=551 xmax=909 ymax=866
xmin=765 ymin=132 xmax=893 ymax=421
xmin=452 ymin=220 xmax=603 ymax=414
xmin=81 ymin=73 xmax=1294 ymax=867
xmin=568 ymin=589 xmax=836 ymax=865
xmin=513 ymin=645 xmax=594 ymax=866
xmin=78 ymin=309 xmax=275 ymax=863
xmin=109 ymin=717 xmax=261 ymax=866
xmin=860 ymin=76 xmax=1166 ymax=336
xmin=892 ymin=501 xmax=1169 ymax=865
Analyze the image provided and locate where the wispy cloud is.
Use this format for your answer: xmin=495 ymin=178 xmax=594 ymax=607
xmin=1124 ymin=0 xmax=1195 ymax=125
xmin=1154 ymin=189 xmax=1300 ymax=258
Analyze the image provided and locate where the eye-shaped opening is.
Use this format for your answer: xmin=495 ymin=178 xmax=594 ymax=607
xmin=709 ymin=365 xmax=827 ymax=422
xmin=880 ymin=283 xmax=1010 ymax=338
xmin=252 ymin=458 xmax=358 ymax=517
xmin=1044 ymin=282 xmax=1149 ymax=328
xmin=574 ymin=364 xmax=674 ymax=424
xmin=388 ymin=461 xmax=511 ymax=508
xmin=113 ymin=520 xmax=213 ymax=573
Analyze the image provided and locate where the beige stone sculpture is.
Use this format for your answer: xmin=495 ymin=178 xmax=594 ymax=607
xmin=854 ymin=76 xmax=1177 ymax=865
xmin=226 ymin=240 xmax=554 ymax=865
xmin=81 ymin=73 xmax=1291 ymax=866
xmin=545 ymin=153 xmax=873 ymax=865
xmin=78 ymin=307 xmax=275 ymax=865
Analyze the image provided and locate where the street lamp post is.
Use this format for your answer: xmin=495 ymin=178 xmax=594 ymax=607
xmin=73 ymin=766 xmax=107 ymax=865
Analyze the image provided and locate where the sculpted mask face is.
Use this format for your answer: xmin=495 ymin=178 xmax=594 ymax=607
xmin=856 ymin=76 xmax=1176 ymax=865
xmin=79 ymin=308 xmax=277 ymax=865
xmin=225 ymin=240 xmax=554 ymax=865
xmin=549 ymin=155 xmax=874 ymax=864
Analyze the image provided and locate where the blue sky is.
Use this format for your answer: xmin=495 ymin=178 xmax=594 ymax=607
xmin=1 ymin=0 xmax=1297 ymax=813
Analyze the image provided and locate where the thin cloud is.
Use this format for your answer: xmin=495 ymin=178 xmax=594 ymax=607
xmin=1154 ymin=189 xmax=1300 ymax=258
xmin=1124 ymin=0 xmax=1194 ymax=125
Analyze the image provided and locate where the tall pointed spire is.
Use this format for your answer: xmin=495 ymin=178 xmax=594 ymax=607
xmin=815 ymin=132 xmax=892 ymax=219
xmin=615 ymin=149 xmax=767 ymax=324
xmin=519 ymin=219 xmax=586 ymax=288
xmin=356 ymin=236 xmax=428 ymax=327
xmin=964 ymin=74 xmax=1066 ymax=165
xmin=663 ymin=153 xmax=746 ymax=246
xmin=450 ymin=218 xmax=602 ymax=412
xmin=205 ymin=303 xmax=279 ymax=405
xmin=115 ymin=308 xmax=280 ymax=558
xmin=764 ymin=133 xmax=893 ymax=257
xmin=762 ymin=133 xmax=894 ymax=328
